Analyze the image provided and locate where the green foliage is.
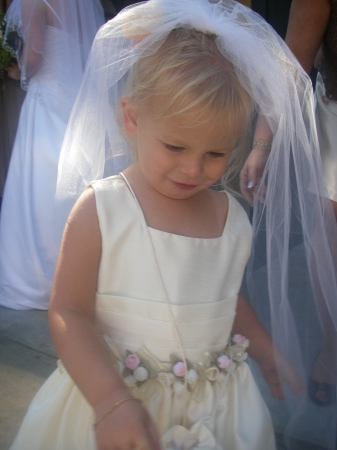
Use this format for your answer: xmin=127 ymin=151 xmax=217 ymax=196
xmin=0 ymin=13 xmax=12 ymax=70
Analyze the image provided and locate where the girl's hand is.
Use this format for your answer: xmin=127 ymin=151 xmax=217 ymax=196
xmin=95 ymin=394 xmax=161 ymax=450
xmin=258 ymin=350 xmax=305 ymax=400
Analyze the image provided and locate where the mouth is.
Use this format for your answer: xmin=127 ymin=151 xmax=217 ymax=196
xmin=172 ymin=181 xmax=198 ymax=190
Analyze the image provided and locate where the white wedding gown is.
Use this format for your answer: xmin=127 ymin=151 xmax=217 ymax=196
xmin=10 ymin=175 xmax=276 ymax=449
xmin=0 ymin=26 xmax=80 ymax=309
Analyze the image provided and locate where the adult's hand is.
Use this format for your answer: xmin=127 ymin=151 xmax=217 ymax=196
xmin=240 ymin=146 xmax=270 ymax=206
xmin=5 ymin=60 xmax=21 ymax=80
xmin=240 ymin=114 xmax=273 ymax=205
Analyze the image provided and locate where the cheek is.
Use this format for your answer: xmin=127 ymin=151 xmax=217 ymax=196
xmin=138 ymin=147 xmax=169 ymax=177
xmin=207 ymin=158 xmax=230 ymax=179
xmin=150 ymin=149 xmax=175 ymax=172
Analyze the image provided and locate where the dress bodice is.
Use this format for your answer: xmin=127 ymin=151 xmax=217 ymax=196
xmin=93 ymin=175 xmax=253 ymax=362
xmin=27 ymin=26 xmax=81 ymax=121
xmin=30 ymin=26 xmax=67 ymax=85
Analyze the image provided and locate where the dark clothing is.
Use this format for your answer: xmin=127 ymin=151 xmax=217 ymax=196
xmin=251 ymin=0 xmax=291 ymax=38
xmin=112 ymin=0 xmax=142 ymax=13
xmin=320 ymin=0 xmax=337 ymax=100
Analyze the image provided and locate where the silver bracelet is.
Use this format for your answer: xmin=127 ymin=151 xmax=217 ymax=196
xmin=252 ymin=140 xmax=272 ymax=151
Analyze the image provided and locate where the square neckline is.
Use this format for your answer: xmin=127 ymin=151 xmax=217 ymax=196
xmin=119 ymin=172 xmax=231 ymax=240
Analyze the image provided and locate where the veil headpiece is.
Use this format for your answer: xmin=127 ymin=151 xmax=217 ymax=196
xmin=3 ymin=0 xmax=104 ymax=91
xmin=56 ymin=1 xmax=337 ymax=448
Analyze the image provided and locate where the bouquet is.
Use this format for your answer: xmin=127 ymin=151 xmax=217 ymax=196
xmin=0 ymin=13 xmax=22 ymax=88
xmin=0 ymin=13 xmax=12 ymax=70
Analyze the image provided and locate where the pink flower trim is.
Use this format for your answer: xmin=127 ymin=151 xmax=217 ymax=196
xmin=232 ymin=334 xmax=246 ymax=345
xmin=173 ymin=361 xmax=187 ymax=377
xmin=124 ymin=353 xmax=141 ymax=370
xmin=217 ymin=355 xmax=232 ymax=370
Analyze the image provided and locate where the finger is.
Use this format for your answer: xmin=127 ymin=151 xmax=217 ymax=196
xmin=133 ymin=435 xmax=153 ymax=450
xmin=240 ymin=168 xmax=255 ymax=205
xmin=275 ymin=352 xmax=305 ymax=396
xmin=283 ymin=367 xmax=305 ymax=396
xmin=246 ymin=160 xmax=259 ymax=187
xmin=255 ymin=189 xmax=266 ymax=204
xmin=253 ymin=180 xmax=268 ymax=204
xmin=270 ymin=381 xmax=284 ymax=400
xmin=241 ymin=186 xmax=254 ymax=206
xmin=146 ymin=422 xmax=162 ymax=450
xmin=244 ymin=166 xmax=261 ymax=204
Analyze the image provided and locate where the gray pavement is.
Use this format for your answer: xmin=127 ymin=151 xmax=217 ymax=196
xmin=0 ymin=306 xmax=57 ymax=450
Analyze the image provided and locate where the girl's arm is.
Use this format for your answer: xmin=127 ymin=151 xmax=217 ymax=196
xmin=233 ymin=293 xmax=304 ymax=399
xmin=49 ymin=188 xmax=160 ymax=450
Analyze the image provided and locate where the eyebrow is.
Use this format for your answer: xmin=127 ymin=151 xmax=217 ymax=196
xmin=161 ymin=138 xmax=233 ymax=152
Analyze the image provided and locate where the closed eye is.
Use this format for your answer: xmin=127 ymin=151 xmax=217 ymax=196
xmin=165 ymin=144 xmax=184 ymax=152
xmin=208 ymin=152 xmax=226 ymax=158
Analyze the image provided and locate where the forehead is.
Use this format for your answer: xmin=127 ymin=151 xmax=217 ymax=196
xmin=145 ymin=94 xmax=249 ymax=141
xmin=148 ymin=109 xmax=242 ymax=149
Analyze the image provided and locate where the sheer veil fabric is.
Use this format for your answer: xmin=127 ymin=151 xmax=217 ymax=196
xmin=0 ymin=0 xmax=104 ymax=309
xmin=4 ymin=0 xmax=104 ymax=92
xmin=55 ymin=0 xmax=337 ymax=448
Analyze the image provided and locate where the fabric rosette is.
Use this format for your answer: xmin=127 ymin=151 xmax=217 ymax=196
xmin=103 ymin=334 xmax=249 ymax=403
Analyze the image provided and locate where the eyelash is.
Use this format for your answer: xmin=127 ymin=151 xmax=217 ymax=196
xmin=208 ymin=152 xmax=226 ymax=158
xmin=165 ymin=144 xmax=184 ymax=152
xmin=164 ymin=144 xmax=226 ymax=158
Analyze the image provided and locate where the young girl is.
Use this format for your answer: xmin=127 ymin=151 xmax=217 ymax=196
xmin=10 ymin=0 xmax=337 ymax=449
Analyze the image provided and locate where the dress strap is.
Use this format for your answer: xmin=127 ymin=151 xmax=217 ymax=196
xmin=119 ymin=172 xmax=137 ymax=201
xmin=119 ymin=171 xmax=190 ymax=421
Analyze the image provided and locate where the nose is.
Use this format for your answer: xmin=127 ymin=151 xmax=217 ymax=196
xmin=179 ymin=156 xmax=203 ymax=178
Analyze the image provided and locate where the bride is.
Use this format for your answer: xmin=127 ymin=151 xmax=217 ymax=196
xmin=0 ymin=0 xmax=104 ymax=309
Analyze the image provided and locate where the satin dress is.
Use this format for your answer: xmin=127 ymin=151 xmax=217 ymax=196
xmin=10 ymin=175 xmax=276 ymax=449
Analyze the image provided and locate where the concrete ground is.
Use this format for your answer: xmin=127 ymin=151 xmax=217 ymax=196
xmin=0 ymin=306 xmax=57 ymax=450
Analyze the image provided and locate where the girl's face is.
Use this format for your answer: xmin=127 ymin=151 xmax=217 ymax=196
xmin=122 ymin=98 xmax=241 ymax=200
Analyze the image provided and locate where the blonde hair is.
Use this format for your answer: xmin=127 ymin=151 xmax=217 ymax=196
xmin=123 ymin=27 xmax=255 ymax=190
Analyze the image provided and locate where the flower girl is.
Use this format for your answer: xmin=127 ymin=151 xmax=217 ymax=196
xmin=11 ymin=0 xmax=337 ymax=449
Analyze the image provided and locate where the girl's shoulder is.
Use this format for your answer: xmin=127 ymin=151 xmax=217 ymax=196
xmin=88 ymin=174 xmax=138 ymax=234
xmin=219 ymin=190 xmax=252 ymax=238
xmin=89 ymin=174 xmax=134 ymax=214
xmin=89 ymin=174 xmax=125 ymax=193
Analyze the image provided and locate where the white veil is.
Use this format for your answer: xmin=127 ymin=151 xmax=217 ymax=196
xmin=3 ymin=0 xmax=104 ymax=92
xmin=55 ymin=1 xmax=337 ymax=448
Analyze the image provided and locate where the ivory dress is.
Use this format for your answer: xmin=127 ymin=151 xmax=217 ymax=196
xmin=10 ymin=175 xmax=276 ymax=450
xmin=0 ymin=27 xmax=80 ymax=309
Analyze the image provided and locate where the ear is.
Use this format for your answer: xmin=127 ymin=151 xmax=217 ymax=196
xmin=120 ymin=96 xmax=138 ymax=136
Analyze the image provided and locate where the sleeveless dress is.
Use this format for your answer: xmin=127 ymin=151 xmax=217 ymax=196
xmin=0 ymin=27 xmax=80 ymax=310
xmin=10 ymin=175 xmax=276 ymax=449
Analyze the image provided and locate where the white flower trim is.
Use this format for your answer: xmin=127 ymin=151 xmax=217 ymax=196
xmin=119 ymin=335 xmax=249 ymax=399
